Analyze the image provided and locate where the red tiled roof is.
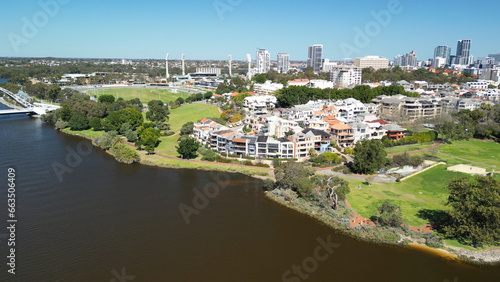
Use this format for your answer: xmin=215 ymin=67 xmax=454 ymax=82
xmin=367 ymin=119 xmax=389 ymax=125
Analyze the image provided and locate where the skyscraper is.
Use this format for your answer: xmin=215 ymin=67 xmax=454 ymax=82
xmin=434 ymin=46 xmax=451 ymax=66
xmin=308 ymin=44 xmax=323 ymax=73
xmin=256 ymin=49 xmax=270 ymax=74
xmin=404 ymin=50 xmax=417 ymax=67
xmin=277 ymin=53 xmax=290 ymax=74
xmin=456 ymin=40 xmax=471 ymax=65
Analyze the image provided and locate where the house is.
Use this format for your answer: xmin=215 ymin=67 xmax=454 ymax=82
xmin=302 ymin=128 xmax=332 ymax=154
xmin=243 ymin=95 xmax=278 ymax=111
xmin=382 ymin=124 xmax=406 ymax=140
xmin=330 ymin=123 xmax=355 ymax=147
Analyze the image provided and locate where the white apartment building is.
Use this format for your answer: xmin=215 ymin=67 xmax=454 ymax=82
xmin=354 ymin=56 xmax=389 ymax=70
xmin=330 ymin=66 xmax=362 ymax=88
xmin=256 ymin=49 xmax=270 ymax=74
xmin=277 ymin=53 xmax=290 ymax=74
xmin=333 ymin=98 xmax=368 ymax=123
xmin=322 ymin=59 xmax=338 ymax=72
xmin=243 ymin=95 xmax=278 ymax=111
xmin=466 ymin=80 xmax=489 ymax=89
xmin=253 ymin=81 xmax=284 ymax=95
xmin=259 ymin=116 xmax=301 ymax=138
xmin=308 ymin=79 xmax=334 ymax=89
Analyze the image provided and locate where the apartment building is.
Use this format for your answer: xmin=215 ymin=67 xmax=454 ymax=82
xmin=243 ymin=95 xmax=278 ymax=111
xmin=330 ymin=123 xmax=355 ymax=147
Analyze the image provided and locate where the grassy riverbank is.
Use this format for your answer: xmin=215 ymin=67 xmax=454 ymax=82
xmin=60 ymin=127 xmax=272 ymax=178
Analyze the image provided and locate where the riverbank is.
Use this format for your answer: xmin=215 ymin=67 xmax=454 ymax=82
xmin=265 ymin=189 xmax=500 ymax=265
xmin=60 ymin=128 xmax=274 ymax=179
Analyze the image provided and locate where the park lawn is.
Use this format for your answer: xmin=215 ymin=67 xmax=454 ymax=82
xmin=385 ymin=142 xmax=434 ymax=155
xmin=157 ymin=135 xmax=181 ymax=157
xmin=63 ymin=128 xmax=105 ymax=139
xmin=168 ymin=103 xmax=220 ymax=133
xmin=89 ymin=87 xmax=191 ymax=104
xmin=437 ymin=139 xmax=500 ymax=168
xmin=346 ymin=164 xmax=465 ymax=227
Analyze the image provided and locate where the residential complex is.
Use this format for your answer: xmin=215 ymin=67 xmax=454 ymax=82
xmin=308 ymin=44 xmax=323 ymax=73
xmin=330 ymin=65 xmax=362 ymax=88
xmin=277 ymin=53 xmax=290 ymax=74
xmin=354 ymin=56 xmax=389 ymax=70
xmin=256 ymin=49 xmax=270 ymax=74
xmin=456 ymin=39 xmax=472 ymax=65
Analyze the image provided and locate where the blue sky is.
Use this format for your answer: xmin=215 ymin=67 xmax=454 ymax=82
xmin=1 ymin=0 xmax=499 ymax=61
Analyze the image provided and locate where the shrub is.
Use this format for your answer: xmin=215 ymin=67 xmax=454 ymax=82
xmin=424 ymin=232 xmax=443 ymax=248
xmin=125 ymin=129 xmax=138 ymax=142
xmin=110 ymin=143 xmax=140 ymax=164
xmin=340 ymin=218 xmax=351 ymax=227
xmin=262 ymin=179 xmax=275 ymax=191
xmin=55 ymin=119 xmax=69 ymax=130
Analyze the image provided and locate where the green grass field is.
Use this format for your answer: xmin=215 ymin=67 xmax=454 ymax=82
xmin=87 ymin=87 xmax=192 ymax=104
xmin=156 ymin=103 xmax=221 ymax=157
xmin=437 ymin=139 xmax=500 ymax=168
xmin=385 ymin=142 xmax=434 ymax=155
xmin=347 ymin=164 xmax=466 ymax=227
xmin=168 ymin=103 xmax=221 ymax=133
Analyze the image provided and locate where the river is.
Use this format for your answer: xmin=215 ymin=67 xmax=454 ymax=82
xmin=0 ymin=113 xmax=498 ymax=281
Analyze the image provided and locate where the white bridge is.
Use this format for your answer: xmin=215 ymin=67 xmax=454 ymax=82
xmin=0 ymin=87 xmax=60 ymax=115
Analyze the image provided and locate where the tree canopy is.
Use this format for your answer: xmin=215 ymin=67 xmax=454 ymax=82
xmin=351 ymin=139 xmax=387 ymax=174
xmin=176 ymin=137 xmax=200 ymax=159
xmin=443 ymin=176 xmax=500 ymax=247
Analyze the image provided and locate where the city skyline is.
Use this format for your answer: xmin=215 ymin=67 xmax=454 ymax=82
xmin=1 ymin=0 xmax=499 ymax=61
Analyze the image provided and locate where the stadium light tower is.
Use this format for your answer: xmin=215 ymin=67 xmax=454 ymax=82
xmin=181 ymin=54 xmax=186 ymax=76
xmin=228 ymin=54 xmax=232 ymax=77
xmin=246 ymin=54 xmax=252 ymax=79
xmin=165 ymin=53 xmax=169 ymax=81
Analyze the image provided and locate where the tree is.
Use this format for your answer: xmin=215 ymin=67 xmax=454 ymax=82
xmin=253 ymin=74 xmax=267 ymax=84
xmin=59 ymin=105 xmax=73 ymax=122
xmin=377 ymin=201 xmax=403 ymax=227
xmin=313 ymin=175 xmax=350 ymax=210
xmin=176 ymin=137 xmax=200 ymax=159
xmin=436 ymin=121 xmax=471 ymax=142
xmin=138 ymin=127 xmax=161 ymax=154
xmin=180 ymin=122 xmax=194 ymax=136
xmin=275 ymin=162 xmax=316 ymax=198
xmin=322 ymin=152 xmax=341 ymax=165
xmin=204 ymin=92 xmax=213 ymax=99
xmin=442 ymin=176 xmax=500 ymax=247
xmin=176 ymin=97 xmax=184 ymax=104
xmin=146 ymin=100 xmax=170 ymax=125
xmin=121 ymin=108 xmax=143 ymax=130
xmin=98 ymin=94 xmax=115 ymax=104
xmin=125 ymin=129 xmax=138 ymax=142
xmin=68 ymin=113 xmax=90 ymax=131
xmin=89 ymin=117 xmax=103 ymax=131
xmin=351 ymin=139 xmax=387 ymax=174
